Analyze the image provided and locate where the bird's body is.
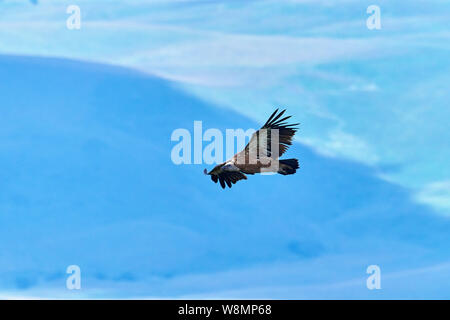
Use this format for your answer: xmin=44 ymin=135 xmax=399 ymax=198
xmin=204 ymin=109 xmax=299 ymax=188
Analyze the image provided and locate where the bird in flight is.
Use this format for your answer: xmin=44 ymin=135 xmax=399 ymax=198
xmin=204 ymin=109 xmax=299 ymax=189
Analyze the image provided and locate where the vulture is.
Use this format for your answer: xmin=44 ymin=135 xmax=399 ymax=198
xmin=204 ymin=109 xmax=299 ymax=189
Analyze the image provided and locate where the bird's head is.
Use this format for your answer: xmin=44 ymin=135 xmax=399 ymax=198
xmin=204 ymin=163 xmax=224 ymax=176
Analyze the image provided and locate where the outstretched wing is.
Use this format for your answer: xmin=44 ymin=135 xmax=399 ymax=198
xmin=211 ymin=171 xmax=247 ymax=189
xmin=244 ymin=109 xmax=298 ymax=159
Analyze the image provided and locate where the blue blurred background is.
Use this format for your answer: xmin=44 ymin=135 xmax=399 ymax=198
xmin=0 ymin=0 xmax=449 ymax=299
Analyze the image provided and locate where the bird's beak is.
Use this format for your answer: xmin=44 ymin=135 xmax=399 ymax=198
xmin=203 ymin=168 xmax=209 ymax=175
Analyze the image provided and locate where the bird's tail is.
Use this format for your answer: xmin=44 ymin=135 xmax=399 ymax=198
xmin=278 ymin=158 xmax=299 ymax=175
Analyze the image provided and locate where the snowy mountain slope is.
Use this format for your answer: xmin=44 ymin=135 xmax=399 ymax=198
xmin=1 ymin=55 xmax=449 ymax=298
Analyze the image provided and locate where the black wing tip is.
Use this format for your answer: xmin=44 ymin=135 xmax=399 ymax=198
xmin=270 ymin=109 xmax=286 ymax=125
xmin=211 ymin=172 xmax=247 ymax=189
xmin=264 ymin=108 xmax=298 ymax=129
xmin=264 ymin=109 xmax=279 ymax=127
